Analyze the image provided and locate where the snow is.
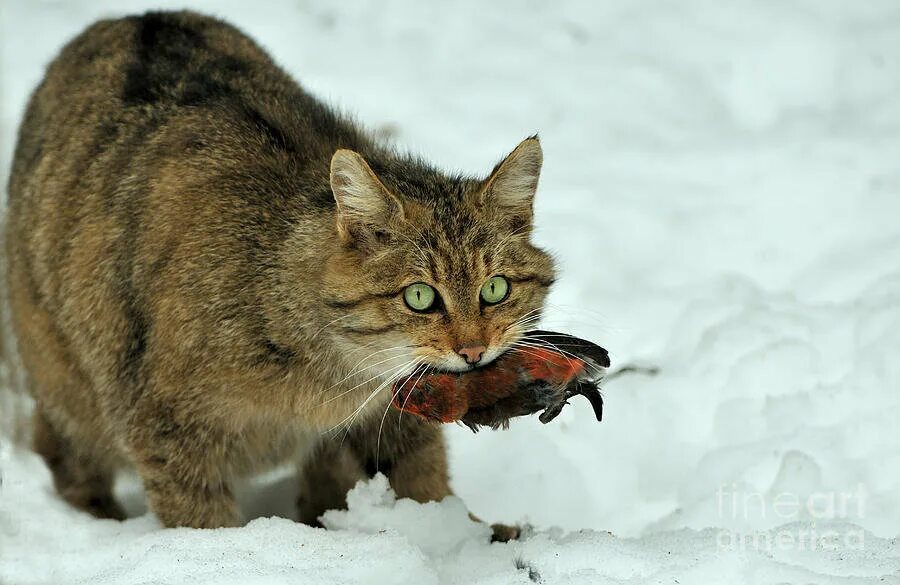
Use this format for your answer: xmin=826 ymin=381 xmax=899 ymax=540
xmin=3 ymin=457 xmax=896 ymax=585
xmin=2 ymin=1 xmax=900 ymax=584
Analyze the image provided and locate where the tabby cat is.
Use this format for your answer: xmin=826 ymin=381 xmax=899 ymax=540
xmin=5 ymin=11 xmax=555 ymax=538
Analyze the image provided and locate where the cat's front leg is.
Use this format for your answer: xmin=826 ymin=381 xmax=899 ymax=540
xmin=349 ymin=410 xmax=452 ymax=503
xmin=126 ymin=397 xmax=241 ymax=528
xmin=297 ymin=440 xmax=366 ymax=526
xmin=348 ymin=413 xmax=520 ymax=541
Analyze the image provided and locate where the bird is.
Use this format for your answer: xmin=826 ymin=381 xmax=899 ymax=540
xmin=392 ymin=331 xmax=610 ymax=430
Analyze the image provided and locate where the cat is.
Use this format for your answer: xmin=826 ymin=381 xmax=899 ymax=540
xmin=4 ymin=10 xmax=555 ymax=539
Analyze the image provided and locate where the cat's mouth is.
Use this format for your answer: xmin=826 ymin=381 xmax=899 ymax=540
xmin=429 ymin=346 xmax=505 ymax=373
xmin=431 ymin=359 xmax=478 ymax=374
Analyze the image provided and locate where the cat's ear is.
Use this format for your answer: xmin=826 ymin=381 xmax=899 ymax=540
xmin=330 ymin=149 xmax=405 ymax=245
xmin=479 ymin=136 xmax=543 ymax=224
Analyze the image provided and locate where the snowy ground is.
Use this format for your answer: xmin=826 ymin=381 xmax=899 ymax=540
xmin=2 ymin=1 xmax=900 ymax=584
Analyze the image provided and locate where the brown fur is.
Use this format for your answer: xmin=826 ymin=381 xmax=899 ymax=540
xmin=4 ymin=11 xmax=555 ymax=535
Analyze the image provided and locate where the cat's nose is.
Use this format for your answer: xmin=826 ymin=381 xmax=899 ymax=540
xmin=456 ymin=345 xmax=486 ymax=365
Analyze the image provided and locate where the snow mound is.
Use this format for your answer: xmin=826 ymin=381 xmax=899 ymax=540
xmin=2 ymin=447 xmax=899 ymax=585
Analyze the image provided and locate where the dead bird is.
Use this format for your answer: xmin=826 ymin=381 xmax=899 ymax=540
xmin=392 ymin=330 xmax=610 ymax=430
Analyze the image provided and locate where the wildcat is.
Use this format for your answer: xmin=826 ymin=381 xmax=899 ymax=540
xmin=4 ymin=10 xmax=555 ymax=538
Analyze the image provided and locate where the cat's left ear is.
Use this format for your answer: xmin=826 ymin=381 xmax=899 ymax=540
xmin=478 ymin=136 xmax=543 ymax=225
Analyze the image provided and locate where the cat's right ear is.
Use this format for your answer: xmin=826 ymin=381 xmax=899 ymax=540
xmin=330 ymin=150 xmax=405 ymax=246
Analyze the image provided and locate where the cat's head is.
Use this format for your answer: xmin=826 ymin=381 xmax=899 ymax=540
xmin=322 ymin=137 xmax=555 ymax=379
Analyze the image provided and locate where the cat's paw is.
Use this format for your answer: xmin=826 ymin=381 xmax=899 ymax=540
xmin=490 ymin=522 xmax=522 ymax=542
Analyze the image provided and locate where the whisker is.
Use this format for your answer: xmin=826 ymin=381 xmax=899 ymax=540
xmin=342 ymin=339 xmax=379 ymax=358
xmin=321 ymin=354 xmax=413 ymax=406
xmin=325 ymin=352 xmax=411 ymax=392
xmin=326 ymin=359 xmax=416 ymax=437
xmin=503 ymin=313 xmax=543 ymax=336
xmin=538 ymin=302 xmax=621 ymax=333
xmin=397 ymin=360 xmax=432 ymax=431
xmin=325 ymin=345 xmax=414 ymax=392
xmin=375 ymin=358 xmax=426 ymax=470
xmin=507 ymin=344 xmax=580 ymax=393
xmin=511 ymin=317 xmax=542 ymax=331
xmin=511 ymin=339 xmax=606 ymax=380
xmin=336 ymin=362 xmax=418 ymax=444
xmin=511 ymin=339 xmax=577 ymax=367
xmin=508 ymin=345 xmax=558 ymax=364
xmin=310 ymin=314 xmax=356 ymax=341
xmin=514 ymin=336 xmax=584 ymax=363
xmin=515 ymin=332 xmax=612 ymax=373
xmin=543 ymin=301 xmax=612 ymax=322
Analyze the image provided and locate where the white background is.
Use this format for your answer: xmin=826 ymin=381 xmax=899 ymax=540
xmin=2 ymin=1 xmax=899 ymax=583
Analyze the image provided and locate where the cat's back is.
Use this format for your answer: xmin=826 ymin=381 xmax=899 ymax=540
xmin=7 ymin=9 xmax=360 ymax=320
xmin=11 ymin=11 xmax=267 ymax=190
xmin=8 ymin=9 xmax=351 ymax=204
xmin=5 ymin=11 xmax=363 ymax=426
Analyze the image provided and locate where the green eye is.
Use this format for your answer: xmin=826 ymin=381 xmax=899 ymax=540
xmin=403 ymin=283 xmax=437 ymax=312
xmin=480 ymin=276 xmax=510 ymax=305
